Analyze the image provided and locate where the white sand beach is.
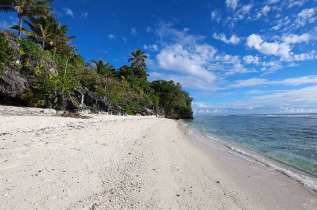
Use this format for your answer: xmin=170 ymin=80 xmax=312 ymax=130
xmin=0 ymin=106 xmax=317 ymax=209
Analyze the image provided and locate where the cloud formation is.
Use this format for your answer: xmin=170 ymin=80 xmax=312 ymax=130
xmin=64 ymin=8 xmax=74 ymax=18
xmin=225 ymin=0 xmax=239 ymax=10
xmin=213 ymin=33 xmax=241 ymax=45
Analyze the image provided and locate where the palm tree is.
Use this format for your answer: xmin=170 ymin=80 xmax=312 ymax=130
xmin=49 ymin=22 xmax=75 ymax=53
xmin=128 ymin=49 xmax=147 ymax=70
xmin=12 ymin=15 xmax=56 ymax=48
xmin=11 ymin=14 xmax=74 ymax=52
xmin=0 ymin=0 xmax=53 ymax=38
xmin=90 ymin=59 xmax=115 ymax=77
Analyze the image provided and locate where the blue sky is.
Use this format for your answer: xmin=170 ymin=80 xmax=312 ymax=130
xmin=1 ymin=0 xmax=317 ymax=114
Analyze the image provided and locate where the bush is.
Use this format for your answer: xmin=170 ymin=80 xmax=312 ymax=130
xmin=0 ymin=32 xmax=15 ymax=72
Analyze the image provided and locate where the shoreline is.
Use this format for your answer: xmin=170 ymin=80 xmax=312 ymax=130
xmin=0 ymin=106 xmax=317 ymax=209
xmin=181 ymin=121 xmax=317 ymax=192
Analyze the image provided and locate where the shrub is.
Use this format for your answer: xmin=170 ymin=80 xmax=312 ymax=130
xmin=0 ymin=32 xmax=15 ymax=72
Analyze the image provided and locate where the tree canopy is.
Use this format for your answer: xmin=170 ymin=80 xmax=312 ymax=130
xmin=0 ymin=0 xmax=193 ymax=118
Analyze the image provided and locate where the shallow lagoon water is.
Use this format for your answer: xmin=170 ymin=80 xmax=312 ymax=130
xmin=185 ymin=114 xmax=317 ymax=190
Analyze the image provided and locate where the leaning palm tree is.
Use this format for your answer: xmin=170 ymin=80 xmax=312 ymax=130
xmin=11 ymin=15 xmax=56 ymax=48
xmin=0 ymin=0 xmax=53 ymax=37
xmin=128 ymin=49 xmax=147 ymax=70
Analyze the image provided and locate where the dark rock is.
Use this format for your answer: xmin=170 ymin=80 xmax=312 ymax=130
xmin=154 ymin=107 xmax=165 ymax=117
xmin=143 ymin=108 xmax=155 ymax=116
xmin=75 ymin=89 xmax=126 ymax=115
xmin=50 ymin=93 xmax=85 ymax=112
xmin=0 ymin=67 xmax=28 ymax=105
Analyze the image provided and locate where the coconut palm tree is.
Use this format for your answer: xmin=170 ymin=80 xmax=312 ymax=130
xmin=0 ymin=0 xmax=53 ymax=37
xmin=90 ymin=59 xmax=115 ymax=77
xmin=49 ymin=22 xmax=75 ymax=53
xmin=11 ymin=14 xmax=56 ymax=48
xmin=128 ymin=49 xmax=147 ymax=70
xmin=11 ymin=14 xmax=74 ymax=52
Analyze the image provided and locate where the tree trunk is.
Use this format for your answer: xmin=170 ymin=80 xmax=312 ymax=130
xmin=18 ymin=14 xmax=22 ymax=38
xmin=61 ymin=58 xmax=69 ymax=94
xmin=42 ymin=39 xmax=45 ymax=49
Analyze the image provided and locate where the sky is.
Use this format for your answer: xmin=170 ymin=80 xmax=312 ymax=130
xmin=1 ymin=0 xmax=317 ymax=115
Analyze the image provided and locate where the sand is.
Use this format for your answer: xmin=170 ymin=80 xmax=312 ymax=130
xmin=0 ymin=106 xmax=317 ymax=209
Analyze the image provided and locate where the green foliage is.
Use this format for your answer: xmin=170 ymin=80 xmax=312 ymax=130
xmin=151 ymin=80 xmax=193 ymax=117
xmin=96 ymin=85 xmax=107 ymax=97
xmin=18 ymin=38 xmax=78 ymax=100
xmin=77 ymin=67 xmax=100 ymax=91
xmin=21 ymin=88 xmax=46 ymax=107
xmin=2 ymin=0 xmax=54 ymax=37
xmin=0 ymin=32 xmax=15 ymax=72
xmin=0 ymin=1 xmax=194 ymax=118
xmin=128 ymin=49 xmax=148 ymax=70
xmin=18 ymin=37 xmax=44 ymax=56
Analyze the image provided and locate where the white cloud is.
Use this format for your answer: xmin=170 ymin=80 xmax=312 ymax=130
xmin=130 ymin=27 xmax=138 ymax=36
xmin=211 ymin=10 xmax=221 ymax=23
xmin=287 ymin=0 xmax=306 ymax=8
xmin=196 ymin=85 xmax=317 ymax=113
xmin=241 ymin=4 xmax=253 ymax=14
xmin=144 ymin=44 xmax=158 ymax=51
xmin=243 ymin=55 xmax=260 ymax=64
xmin=283 ymin=33 xmax=311 ymax=44
xmin=156 ymin=44 xmax=217 ymax=82
xmin=64 ymin=8 xmax=74 ymax=18
xmin=292 ymin=51 xmax=317 ymax=61
xmin=108 ymin=34 xmax=115 ymax=39
xmin=280 ymin=107 xmax=317 ymax=113
xmin=262 ymin=5 xmax=271 ymax=16
xmin=246 ymin=34 xmax=291 ymax=59
xmin=228 ymin=75 xmax=317 ymax=88
xmin=213 ymin=33 xmax=241 ymax=45
xmin=81 ymin=12 xmax=88 ymax=18
xmin=295 ymin=8 xmax=316 ymax=27
xmin=267 ymin=0 xmax=279 ymax=4
xmin=146 ymin=26 xmax=151 ymax=33
xmin=254 ymin=85 xmax=317 ymax=107
xmin=226 ymin=0 xmax=239 ymax=10
xmin=298 ymin=8 xmax=315 ymax=19
xmin=156 ymin=22 xmax=204 ymax=46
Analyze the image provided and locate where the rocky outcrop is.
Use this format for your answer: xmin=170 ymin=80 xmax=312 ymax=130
xmin=0 ymin=67 xmax=28 ymax=105
xmin=47 ymin=89 xmax=126 ymax=115
xmin=154 ymin=107 xmax=165 ymax=117
xmin=79 ymin=89 xmax=126 ymax=115
xmin=49 ymin=93 xmax=83 ymax=112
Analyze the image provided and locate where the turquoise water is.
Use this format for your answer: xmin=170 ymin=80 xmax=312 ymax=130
xmin=185 ymin=115 xmax=317 ymax=178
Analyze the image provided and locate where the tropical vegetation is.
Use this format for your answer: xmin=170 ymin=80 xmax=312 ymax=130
xmin=0 ymin=0 xmax=193 ymax=118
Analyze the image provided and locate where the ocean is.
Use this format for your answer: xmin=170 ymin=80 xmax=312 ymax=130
xmin=183 ymin=114 xmax=317 ymax=191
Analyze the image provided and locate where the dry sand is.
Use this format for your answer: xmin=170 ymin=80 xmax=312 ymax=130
xmin=0 ymin=106 xmax=317 ymax=209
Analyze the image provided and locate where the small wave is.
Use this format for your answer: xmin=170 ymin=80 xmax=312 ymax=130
xmin=180 ymin=121 xmax=317 ymax=192
xmin=264 ymin=114 xmax=317 ymax=119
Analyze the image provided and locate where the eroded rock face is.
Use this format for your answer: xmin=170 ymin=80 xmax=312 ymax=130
xmin=51 ymin=93 xmax=82 ymax=112
xmin=0 ymin=67 xmax=28 ymax=105
xmin=79 ymin=89 xmax=126 ymax=115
